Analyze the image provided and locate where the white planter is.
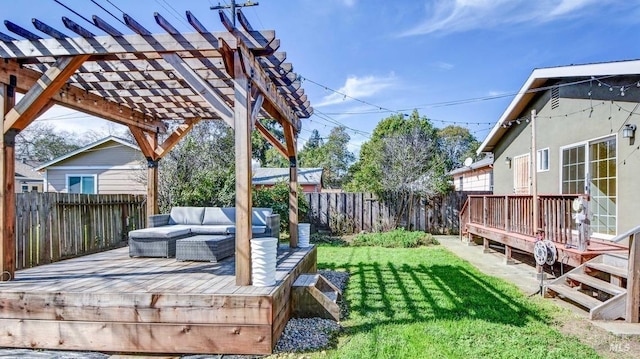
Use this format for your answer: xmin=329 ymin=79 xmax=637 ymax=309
xmin=251 ymin=237 xmax=278 ymax=286
xmin=298 ymin=223 xmax=311 ymax=248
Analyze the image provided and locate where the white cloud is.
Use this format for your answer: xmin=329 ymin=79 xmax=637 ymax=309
xmin=315 ymin=74 xmax=397 ymax=107
xmin=434 ymin=61 xmax=454 ymax=70
xmin=400 ymin=0 xmax=605 ymax=36
xmin=340 ymin=0 xmax=357 ymax=7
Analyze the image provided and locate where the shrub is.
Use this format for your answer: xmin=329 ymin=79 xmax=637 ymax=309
xmin=351 ymin=228 xmax=438 ymax=248
xmin=252 ymin=181 xmax=309 ymax=233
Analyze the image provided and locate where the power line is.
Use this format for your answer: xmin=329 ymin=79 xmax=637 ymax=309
xmin=52 ymin=0 xmax=95 ymax=27
xmin=91 ymin=0 xmax=127 ymax=26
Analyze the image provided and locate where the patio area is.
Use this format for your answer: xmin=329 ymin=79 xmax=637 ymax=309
xmin=0 ymin=244 xmax=317 ymax=355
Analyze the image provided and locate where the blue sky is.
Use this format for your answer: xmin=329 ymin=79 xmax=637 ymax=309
xmin=4 ymin=0 xmax=640 ymax=155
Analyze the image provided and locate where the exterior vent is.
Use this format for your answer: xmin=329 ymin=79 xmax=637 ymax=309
xmin=551 ymin=87 xmax=560 ymax=109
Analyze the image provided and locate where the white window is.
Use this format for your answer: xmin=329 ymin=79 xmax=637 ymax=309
xmin=561 ymin=136 xmax=616 ymax=236
xmin=537 ymin=148 xmax=549 ymax=172
xmin=67 ymin=175 xmax=97 ymax=194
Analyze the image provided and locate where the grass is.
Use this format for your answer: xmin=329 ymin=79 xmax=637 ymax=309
xmin=308 ymin=244 xmax=599 ymax=359
xmin=351 ymin=229 xmax=439 ymax=248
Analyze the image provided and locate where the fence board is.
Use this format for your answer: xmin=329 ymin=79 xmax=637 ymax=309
xmin=304 ymin=192 xmax=479 ymax=235
xmin=14 ymin=193 xmax=146 ymax=270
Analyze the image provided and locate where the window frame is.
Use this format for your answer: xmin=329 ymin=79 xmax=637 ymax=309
xmin=537 ymin=147 xmax=550 ymax=172
xmin=66 ymin=174 xmax=98 ymax=194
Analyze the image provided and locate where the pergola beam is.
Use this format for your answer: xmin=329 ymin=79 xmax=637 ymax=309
xmin=0 ymin=31 xmax=275 ymax=59
xmin=0 ymin=60 xmax=167 ymax=133
xmin=162 ymin=53 xmax=234 ymax=128
xmin=3 ymin=55 xmax=89 ymax=133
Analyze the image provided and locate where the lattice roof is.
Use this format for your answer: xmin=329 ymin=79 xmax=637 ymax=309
xmin=0 ymin=9 xmax=311 ymax=135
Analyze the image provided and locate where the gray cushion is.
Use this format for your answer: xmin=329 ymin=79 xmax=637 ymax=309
xmin=189 ymin=225 xmax=234 ymax=235
xmin=129 ymin=226 xmax=191 ymax=239
xmin=169 ymin=207 xmax=205 ymax=225
xmin=252 ymin=208 xmax=273 ymax=226
xmin=202 ymin=207 xmax=236 ymax=225
xmin=227 ymin=225 xmax=267 ymax=234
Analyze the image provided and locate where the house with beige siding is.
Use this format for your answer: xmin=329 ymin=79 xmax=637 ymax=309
xmin=478 ymin=59 xmax=640 ymax=239
xmin=36 ymin=136 xmax=146 ymax=195
xmin=448 ymin=156 xmax=493 ymax=192
xmin=15 ymin=159 xmax=43 ymax=193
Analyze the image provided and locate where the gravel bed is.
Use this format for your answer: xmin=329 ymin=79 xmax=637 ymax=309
xmin=272 ymin=269 xmax=350 ymax=354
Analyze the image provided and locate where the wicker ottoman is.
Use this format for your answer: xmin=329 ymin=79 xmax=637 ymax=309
xmin=176 ymin=235 xmax=235 ymax=262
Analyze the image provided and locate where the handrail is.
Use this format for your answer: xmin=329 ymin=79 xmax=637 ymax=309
xmin=611 ymin=224 xmax=640 ymax=243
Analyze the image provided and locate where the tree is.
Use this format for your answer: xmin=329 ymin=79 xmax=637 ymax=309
xmin=251 ymin=119 xmax=284 ymax=166
xmin=438 ymin=125 xmax=481 ymax=171
xmin=15 ymin=122 xmax=83 ymax=162
xmin=345 ymin=110 xmax=450 ymax=227
xmin=157 ymin=121 xmax=236 ymax=212
xmin=299 ymin=126 xmax=354 ymax=188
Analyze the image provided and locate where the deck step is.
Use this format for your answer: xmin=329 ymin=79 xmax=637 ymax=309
xmin=546 ymin=284 xmax=603 ymax=310
xmin=566 ymin=273 xmax=625 ymax=295
xmin=292 ymin=273 xmax=342 ymax=321
xmin=586 ymin=262 xmax=628 ymax=279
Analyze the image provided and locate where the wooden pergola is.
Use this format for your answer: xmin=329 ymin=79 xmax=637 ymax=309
xmin=0 ymin=8 xmax=312 ymax=285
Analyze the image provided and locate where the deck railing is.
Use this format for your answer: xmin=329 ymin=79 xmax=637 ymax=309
xmin=463 ymin=194 xmax=579 ymax=243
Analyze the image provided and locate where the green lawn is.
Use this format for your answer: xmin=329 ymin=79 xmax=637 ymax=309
xmin=313 ymin=245 xmax=598 ymax=359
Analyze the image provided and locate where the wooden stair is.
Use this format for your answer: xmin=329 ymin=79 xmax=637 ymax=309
xmin=292 ymin=273 xmax=342 ymax=321
xmin=546 ymin=253 xmax=629 ymax=320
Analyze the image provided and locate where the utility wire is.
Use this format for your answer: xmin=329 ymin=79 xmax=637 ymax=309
xmin=52 ymin=0 xmax=95 ymax=27
xmin=91 ymin=0 xmax=127 ymax=26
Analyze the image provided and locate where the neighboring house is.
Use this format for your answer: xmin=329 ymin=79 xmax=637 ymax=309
xmin=253 ymin=167 xmax=323 ymax=193
xmin=15 ymin=159 xmax=44 ymax=193
xmin=478 ymin=59 xmax=640 ymax=238
xmin=36 ymin=136 xmax=146 ymax=195
xmin=448 ymin=156 xmax=494 ymax=192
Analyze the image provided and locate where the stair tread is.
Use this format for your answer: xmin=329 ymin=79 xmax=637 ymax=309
xmin=567 ymin=273 xmax=626 ymax=295
xmin=547 ymin=284 xmax=603 ymax=309
xmin=586 ymin=262 xmax=628 ymax=279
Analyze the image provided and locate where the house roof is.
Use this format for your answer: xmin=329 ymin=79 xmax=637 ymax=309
xmin=252 ymin=167 xmax=323 ymax=186
xmin=15 ymin=160 xmax=43 ymax=181
xmin=35 ymin=136 xmax=140 ymax=170
xmin=448 ymin=157 xmax=494 ymax=176
xmin=478 ymin=59 xmax=640 ymax=153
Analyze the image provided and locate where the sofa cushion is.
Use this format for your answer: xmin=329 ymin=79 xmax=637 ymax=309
xmin=252 ymin=208 xmax=273 ymax=226
xmin=129 ymin=226 xmax=191 ymax=239
xmin=169 ymin=207 xmax=205 ymax=225
xmin=227 ymin=225 xmax=267 ymax=235
xmin=189 ymin=225 xmax=234 ymax=235
xmin=202 ymin=207 xmax=236 ymax=225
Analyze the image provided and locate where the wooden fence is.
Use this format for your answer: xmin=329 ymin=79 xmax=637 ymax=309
xmin=15 ymin=192 xmax=146 ymax=270
xmin=304 ymin=192 xmax=485 ymax=235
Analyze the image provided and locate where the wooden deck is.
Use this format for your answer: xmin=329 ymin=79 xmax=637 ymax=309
xmin=0 ymin=244 xmax=317 ymax=355
xmin=461 ymin=195 xmax=628 ymax=267
xmin=466 ymin=223 xmax=627 ymax=267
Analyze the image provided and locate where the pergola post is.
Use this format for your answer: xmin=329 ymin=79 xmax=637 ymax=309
xmin=289 ymin=155 xmax=298 ymax=248
xmin=146 ymin=159 xmax=159 ymax=217
xmin=234 ymin=49 xmax=253 ymax=286
xmin=0 ymin=84 xmax=16 ymax=281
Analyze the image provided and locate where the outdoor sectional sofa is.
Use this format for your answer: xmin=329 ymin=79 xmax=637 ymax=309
xmin=128 ymin=206 xmax=280 ymax=259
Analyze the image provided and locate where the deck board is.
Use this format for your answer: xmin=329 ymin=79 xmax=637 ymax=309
xmin=0 ymin=244 xmax=317 ymax=355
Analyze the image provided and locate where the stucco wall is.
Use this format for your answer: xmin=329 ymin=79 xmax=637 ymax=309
xmin=491 ymin=77 xmax=640 ymax=234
